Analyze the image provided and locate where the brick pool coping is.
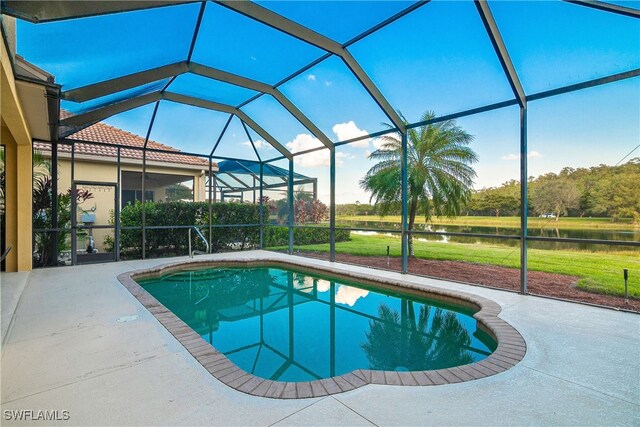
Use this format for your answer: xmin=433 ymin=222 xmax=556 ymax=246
xmin=117 ymin=256 xmax=526 ymax=399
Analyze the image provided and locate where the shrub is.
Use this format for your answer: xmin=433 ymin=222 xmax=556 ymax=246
xmin=110 ymin=201 xmax=265 ymax=258
xmin=108 ymin=201 xmax=346 ymax=258
xmin=203 ymin=203 xmax=265 ymax=252
xmin=263 ymin=226 xmax=350 ymax=248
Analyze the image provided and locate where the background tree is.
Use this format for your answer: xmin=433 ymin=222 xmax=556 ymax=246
xmin=361 ymin=111 xmax=478 ymax=256
xmin=530 ymin=176 xmax=580 ymax=221
xmin=335 ymin=203 xmax=377 ymax=217
xmin=468 ymin=181 xmax=519 ymax=217
xmin=165 ymin=183 xmax=194 ymax=201
xmin=590 ymin=159 xmax=640 ymax=223
xmin=467 ymin=158 xmax=639 ymax=222
xmin=294 ymin=198 xmax=328 ymax=224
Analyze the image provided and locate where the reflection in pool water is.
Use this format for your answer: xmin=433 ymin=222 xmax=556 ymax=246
xmin=139 ymin=267 xmax=496 ymax=382
xmin=335 ymin=285 xmax=369 ymax=307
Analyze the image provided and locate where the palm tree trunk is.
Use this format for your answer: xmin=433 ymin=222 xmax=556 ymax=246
xmin=407 ymin=197 xmax=418 ymax=257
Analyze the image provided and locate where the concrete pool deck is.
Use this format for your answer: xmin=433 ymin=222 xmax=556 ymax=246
xmin=1 ymin=250 xmax=638 ymax=426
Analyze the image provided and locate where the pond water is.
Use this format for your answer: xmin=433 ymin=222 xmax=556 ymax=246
xmin=335 ymin=220 xmax=639 ymax=251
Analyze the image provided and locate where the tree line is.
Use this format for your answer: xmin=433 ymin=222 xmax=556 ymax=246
xmin=466 ymin=158 xmax=639 ymax=222
xmin=334 ymin=158 xmax=639 ymax=224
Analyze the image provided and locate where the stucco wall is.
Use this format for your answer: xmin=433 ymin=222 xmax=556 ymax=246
xmin=45 ymin=156 xmax=207 ymax=253
xmin=2 ymin=38 xmax=32 ymax=272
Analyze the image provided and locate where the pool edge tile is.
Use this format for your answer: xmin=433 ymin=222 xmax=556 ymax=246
xmin=116 ymin=256 xmax=527 ymax=398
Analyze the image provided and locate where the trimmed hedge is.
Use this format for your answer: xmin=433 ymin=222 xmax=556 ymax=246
xmin=109 ymin=201 xmax=348 ymax=259
xmin=263 ymin=226 xmax=351 ymax=247
xmin=203 ymin=203 xmax=264 ymax=253
xmin=112 ymin=201 xmax=264 ymax=258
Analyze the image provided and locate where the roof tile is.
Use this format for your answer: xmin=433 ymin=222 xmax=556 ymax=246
xmin=39 ymin=116 xmax=213 ymax=168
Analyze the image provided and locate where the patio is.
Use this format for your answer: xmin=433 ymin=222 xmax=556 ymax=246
xmin=1 ymin=1 xmax=639 ymax=425
xmin=1 ymin=252 xmax=638 ymax=426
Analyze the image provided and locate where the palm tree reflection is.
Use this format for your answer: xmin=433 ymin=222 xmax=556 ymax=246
xmin=361 ymin=301 xmax=474 ymax=371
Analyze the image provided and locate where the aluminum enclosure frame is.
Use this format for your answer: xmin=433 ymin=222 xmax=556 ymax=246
xmin=12 ymin=0 xmax=639 ymax=299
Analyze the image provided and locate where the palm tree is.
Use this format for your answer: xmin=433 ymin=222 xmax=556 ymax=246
xmin=361 ymin=302 xmax=474 ymax=371
xmin=361 ymin=111 xmax=478 ymax=256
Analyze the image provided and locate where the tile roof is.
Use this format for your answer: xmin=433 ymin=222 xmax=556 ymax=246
xmin=35 ymin=115 xmax=214 ymax=169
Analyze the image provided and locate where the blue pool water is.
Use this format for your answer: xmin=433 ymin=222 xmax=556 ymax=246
xmin=139 ymin=266 xmax=496 ymax=382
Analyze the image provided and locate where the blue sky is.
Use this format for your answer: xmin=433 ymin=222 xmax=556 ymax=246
xmin=17 ymin=0 xmax=640 ymax=204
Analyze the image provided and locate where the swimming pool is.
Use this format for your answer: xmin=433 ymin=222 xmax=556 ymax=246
xmin=120 ymin=258 xmax=525 ymax=398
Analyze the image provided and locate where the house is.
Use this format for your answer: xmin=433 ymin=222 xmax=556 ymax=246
xmin=1 ymin=19 xmax=217 ymax=270
xmin=32 ymin=119 xmax=217 ymax=257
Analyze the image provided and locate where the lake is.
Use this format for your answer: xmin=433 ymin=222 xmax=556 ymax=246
xmin=334 ymin=220 xmax=639 ymax=251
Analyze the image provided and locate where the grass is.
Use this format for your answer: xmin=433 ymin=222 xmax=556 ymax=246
xmin=336 ymin=215 xmax=638 ymax=230
xmin=273 ymin=233 xmax=639 ymax=298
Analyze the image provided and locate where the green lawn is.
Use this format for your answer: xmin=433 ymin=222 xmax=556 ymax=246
xmin=277 ymin=234 xmax=639 ymax=298
xmin=336 ymin=215 xmax=637 ymax=230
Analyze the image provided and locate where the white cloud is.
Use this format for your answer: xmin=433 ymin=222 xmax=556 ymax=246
xmin=286 ymin=134 xmax=352 ymax=168
xmin=501 ymin=151 xmax=542 ymax=161
xmin=307 ymin=74 xmax=316 ymax=81
xmin=332 ymin=121 xmax=370 ymax=147
xmin=372 ymin=137 xmax=391 ymax=150
xmin=501 ymin=153 xmax=518 ymax=161
xmin=287 ymin=133 xmax=324 ymax=152
xmin=324 ymin=81 xmax=332 ymax=87
xmin=287 ymin=134 xmax=328 ymax=167
xmin=316 ymin=279 xmax=330 ymax=293
xmin=335 ymin=285 xmax=369 ymax=307
xmin=364 ymin=150 xmax=371 ymax=158
xmin=242 ymin=139 xmax=272 ymax=150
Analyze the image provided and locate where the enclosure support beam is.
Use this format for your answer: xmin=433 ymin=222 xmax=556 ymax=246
xmin=61 ymin=90 xmax=292 ymax=160
xmin=226 ymin=172 xmax=252 ymax=188
xmin=241 ymin=120 xmax=262 ymax=161
xmin=186 ymin=2 xmax=207 ymax=63
xmin=271 ymin=90 xmax=334 ymax=150
xmin=164 ymin=92 xmax=291 ymax=158
xmin=62 ymin=62 xmax=188 ymax=102
xmin=519 ymin=107 xmax=528 ymax=294
xmin=236 ymin=111 xmax=292 ymax=160
xmin=563 ymin=0 xmax=640 ymax=18
xmin=253 ymin=176 xmax=256 ymax=203
xmin=189 ymin=62 xmax=334 ymax=149
xmin=474 ymin=0 xmax=527 ymax=108
xmin=59 ymin=91 xmax=163 ymax=137
xmin=340 ymin=53 xmax=406 ymax=133
xmin=116 ymin=147 xmax=121 ymax=261
xmin=141 ymin=149 xmax=147 ymax=260
xmin=210 ymin=114 xmax=234 ymax=156
xmin=70 ymin=144 xmax=76 ymax=265
xmin=1 ymin=1 xmax=194 ymax=23
xmin=212 ymin=174 xmax=217 ymax=202
xmin=401 ymin=132 xmax=408 ymax=274
xmin=329 ymin=149 xmax=336 ymax=262
xmin=259 ymin=162 xmax=264 ymax=249
xmin=208 ymin=155 xmax=213 ymax=253
xmin=141 ymin=103 xmax=160 ymax=259
xmin=288 ymin=159 xmax=294 ymax=255
xmin=214 ymin=0 xmax=405 ymax=132
xmin=51 ymin=139 xmax=58 ymax=266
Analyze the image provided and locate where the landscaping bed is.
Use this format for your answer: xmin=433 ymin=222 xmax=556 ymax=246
xmin=289 ymin=251 xmax=640 ymax=312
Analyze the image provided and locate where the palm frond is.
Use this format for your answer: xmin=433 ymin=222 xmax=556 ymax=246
xmin=362 ymin=109 xmax=479 ymax=226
